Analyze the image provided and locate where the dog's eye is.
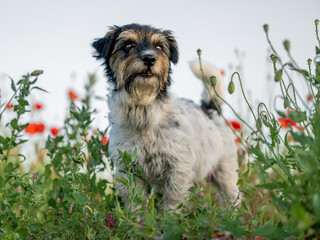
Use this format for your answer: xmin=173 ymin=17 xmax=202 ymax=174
xmin=156 ymin=45 xmax=162 ymax=51
xmin=125 ymin=43 xmax=135 ymax=50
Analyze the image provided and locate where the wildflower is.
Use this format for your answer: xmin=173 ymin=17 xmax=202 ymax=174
xmin=68 ymin=90 xmax=78 ymax=101
xmin=50 ymin=127 xmax=59 ymax=137
xmin=6 ymin=103 xmax=13 ymax=110
xmin=25 ymin=123 xmax=37 ymax=134
xmin=18 ymin=205 xmax=22 ymax=210
xmin=32 ymin=172 xmax=36 ymax=183
xmin=69 ymin=204 xmax=73 ymax=214
xmin=307 ymin=94 xmax=314 ymax=102
xmin=199 ymin=192 xmax=205 ymax=197
xmin=33 ymin=103 xmax=43 ymax=110
xmin=85 ymin=212 xmax=88 ymax=222
xmin=85 ymin=135 xmax=91 ymax=142
xmin=18 ymin=186 xmax=22 ymax=193
xmin=25 ymin=123 xmax=46 ymax=134
xmin=102 ymin=136 xmax=109 ymax=146
xmin=35 ymin=123 xmax=45 ymax=133
xmin=105 ymin=213 xmax=117 ymax=228
xmin=278 ymin=118 xmax=301 ymax=131
xmin=206 ymin=173 xmax=212 ymax=183
xmin=57 ymin=197 xmax=61 ymax=204
xmin=226 ymin=121 xmax=241 ymax=131
xmin=307 ymin=58 xmax=312 ymax=65
xmin=49 ymin=206 xmax=52 ymax=211
xmin=34 ymin=218 xmax=37 ymax=222
xmin=220 ymin=70 xmax=225 ymax=76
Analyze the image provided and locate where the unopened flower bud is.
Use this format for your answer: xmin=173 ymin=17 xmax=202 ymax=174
xmin=283 ymin=40 xmax=290 ymax=52
xmin=18 ymin=205 xmax=22 ymax=210
xmin=30 ymin=70 xmax=44 ymax=76
xmin=32 ymin=172 xmax=36 ymax=183
xmin=307 ymin=58 xmax=312 ymax=65
xmin=274 ymin=69 xmax=283 ymax=82
xmin=270 ymin=54 xmax=278 ymax=64
xmin=18 ymin=186 xmax=21 ymax=194
xmin=197 ymin=49 xmax=202 ymax=57
xmin=57 ymin=197 xmax=60 ymax=204
xmin=69 ymin=204 xmax=73 ymax=214
xmin=315 ymin=19 xmax=319 ymax=26
xmin=263 ymin=24 xmax=269 ymax=33
xmin=209 ymin=76 xmax=217 ymax=87
xmin=228 ymin=80 xmax=235 ymax=94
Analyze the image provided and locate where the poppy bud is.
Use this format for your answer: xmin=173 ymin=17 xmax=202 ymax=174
xmin=275 ymin=69 xmax=283 ymax=82
xmin=228 ymin=80 xmax=235 ymax=94
xmin=197 ymin=49 xmax=202 ymax=57
xmin=283 ymin=40 xmax=290 ymax=52
xmin=30 ymin=70 xmax=44 ymax=76
xmin=270 ymin=54 xmax=278 ymax=64
xmin=307 ymin=58 xmax=312 ymax=66
xmin=210 ymin=76 xmax=217 ymax=87
xmin=263 ymin=24 xmax=269 ymax=33
xmin=315 ymin=19 xmax=319 ymax=26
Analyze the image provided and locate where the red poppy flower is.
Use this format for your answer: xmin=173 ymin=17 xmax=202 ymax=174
xmin=25 ymin=123 xmax=46 ymax=134
xmin=220 ymin=70 xmax=225 ymax=76
xmin=278 ymin=118 xmax=301 ymax=131
xmin=33 ymin=103 xmax=43 ymax=110
xmin=102 ymin=137 xmax=109 ymax=146
xmin=307 ymin=94 xmax=314 ymax=102
xmin=7 ymin=103 xmax=13 ymax=110
xmin=36 ymin=123 xmax=45 ymax=133
xmin=105 ymin=213 xmax=116 ymax=228
xmin=50 ymin=127 xmax=59 ymax=137
xmin=25 ymin=123 xmax=37 ymax=134
xmin=226 ymin=121 xmax=241 ymax=131
xmin=68 ymin=90 xmax=78 ymax=101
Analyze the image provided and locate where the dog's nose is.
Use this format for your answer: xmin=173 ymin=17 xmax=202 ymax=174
xmin=142 ymin=54 xmax=157 ymax=66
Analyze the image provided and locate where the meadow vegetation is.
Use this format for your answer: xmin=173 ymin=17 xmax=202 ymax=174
xmin=0 ymin=20 xmax=320 ymax=239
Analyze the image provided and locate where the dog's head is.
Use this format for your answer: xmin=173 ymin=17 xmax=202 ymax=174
xmin=92 ymin=24 xmax=179 ymax=104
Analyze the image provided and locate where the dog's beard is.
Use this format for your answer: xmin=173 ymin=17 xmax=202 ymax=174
xmin=125 ymin=71 xmax=161 ymax=104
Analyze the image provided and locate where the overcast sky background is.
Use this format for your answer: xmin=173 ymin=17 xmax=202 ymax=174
xmin=1 ymin=0 xmax=320 ymax=131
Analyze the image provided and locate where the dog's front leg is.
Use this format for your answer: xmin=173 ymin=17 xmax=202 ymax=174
xmin=161 ymin=169 xmax=193 ymax=212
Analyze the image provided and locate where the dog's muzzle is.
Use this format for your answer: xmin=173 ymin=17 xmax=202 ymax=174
xmin=142 ymin=54 xmax=157 ymax=67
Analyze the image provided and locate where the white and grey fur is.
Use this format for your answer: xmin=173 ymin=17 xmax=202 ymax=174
xmin=92 ymin=24 xmax=239 ymax=211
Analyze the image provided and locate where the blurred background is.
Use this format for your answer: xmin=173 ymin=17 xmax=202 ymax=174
xmin=1 ymin=0 xmax=320 ymax=131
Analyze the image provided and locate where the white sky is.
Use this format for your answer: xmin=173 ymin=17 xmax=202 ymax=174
xmin=1 ymin=0 xmax=319 ymax=131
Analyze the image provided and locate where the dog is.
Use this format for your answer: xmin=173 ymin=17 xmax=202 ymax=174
xmin=92 ymin=23 xmax=239 ymax=211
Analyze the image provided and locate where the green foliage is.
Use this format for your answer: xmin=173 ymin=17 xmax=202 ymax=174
xmin=1 ymin=19 xmax=320 ymax=239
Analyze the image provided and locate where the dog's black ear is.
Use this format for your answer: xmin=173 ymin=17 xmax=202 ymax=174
xmin=92 ymin=27 xmax=118 ymax=62
xmin=163 ymin=30 xmax=179 ymax=64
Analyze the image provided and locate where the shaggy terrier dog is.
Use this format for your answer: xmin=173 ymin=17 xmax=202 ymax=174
xmin=92 ymin=24 xmax=239 ymax=211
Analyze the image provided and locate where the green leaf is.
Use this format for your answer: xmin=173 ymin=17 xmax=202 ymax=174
xmin=10 ymin=77 xmax=16 ymax=92
xmin=27 ymin=223 xmax=43 ymax=234
xmin=276 ymin=111 xmax=287 ymax=118
xmin=283 ymin=97 xmax=290 ymax=109
xmin=10 ymin=119 xmax=18 ymax=129
xmin=291 ymin=68 xmax=309 ymax=78
xmin=72 ymin=191 xmax=87 ymax=205
xmin=316 ymin=46 xmax=320 ymax=55
xmin=144 ymin=212 xmax=156 ymax=227
xmin=288 ymin=111 xmax=307 ymax=123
